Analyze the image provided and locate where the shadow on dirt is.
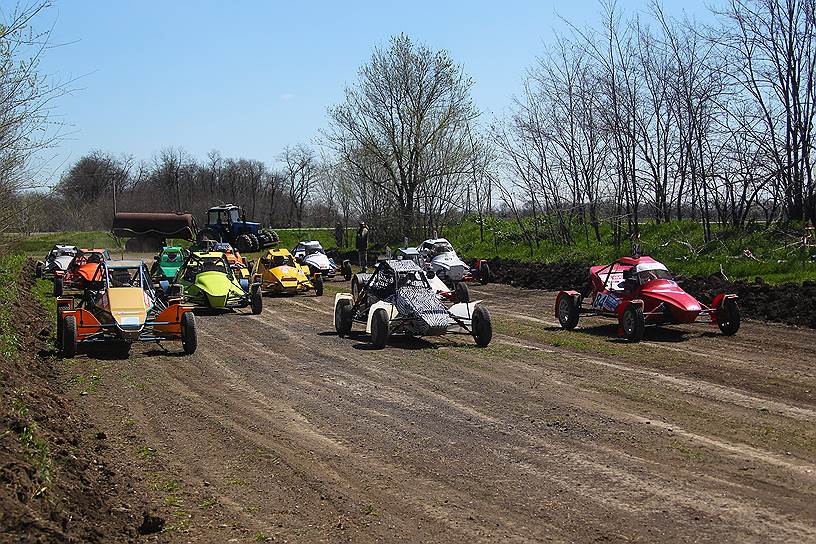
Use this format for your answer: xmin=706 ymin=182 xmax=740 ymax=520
xmin=547 ymin=324 xmax=693 ymax=343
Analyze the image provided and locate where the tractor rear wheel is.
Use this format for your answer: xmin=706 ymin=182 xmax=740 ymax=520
xmin=314 ymin=274 xmax=324 ymax=296
xmin=620 ymin=305 xmax=645 ymax=342
xmin=62 ymin=315 xmax=77 ymax=358
xmin=472 ymin=305 xmax=493 ymax=347
xmin=235 ymin=234 xmax=253 ymax=253
xmin=335 ymin=299 xmax=353 ymax=337
xmin=479 ymin=262 xmax=491 ymax=285
xmin=370 ymin=308 xmax=390 ymax=349
xmin=455 ymin=282 xmax=470 ymax=303
xmin=181 ymin=312 xmax=197 ymax=354
xmin=557 ymin=294 xmax=580 ymax=330
xmin=718 ymin=299 xmax=740 ymax=336
xmin=250 ymin=286 xmax=263 ymax=315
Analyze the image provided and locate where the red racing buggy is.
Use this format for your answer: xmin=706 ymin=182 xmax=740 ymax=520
xmin=555 ymin=256 xmax=740 ymax=342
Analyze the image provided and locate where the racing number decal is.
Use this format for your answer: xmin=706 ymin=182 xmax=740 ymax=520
xmin=592 ymin=292 xmax=621 ymax=312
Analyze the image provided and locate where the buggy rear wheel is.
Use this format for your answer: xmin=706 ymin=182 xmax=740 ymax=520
xmin=335 ymin=299 xmax=353 ymax=337
xmin=314 ymin=274 xmax=324 ymax=296
xmin=455 ymin=282 xmax=470 ymax=303
xmin=557 ymin=294 xmax=580 ymax=330
xmin=370 ymin=308 xmax=389 ymax=349
xmin=479 ymin=262 xmax=491 ymax=285
xmin=62 ymin=315 xmax=77 ymax=358
xmin=717 ymin=299 xmax=740 ymax=336
xmin=35 ymin=262 xmax=43 ymax=278
xmin=472 ymin=304 xmax=492 ymax=347
xmin=620 ymin=305 xmax=645 ymax=342
xmin=53 ymin=278 xmax=63 ymax=297
xmin=181 ymin=312 xmax=197 ymax=354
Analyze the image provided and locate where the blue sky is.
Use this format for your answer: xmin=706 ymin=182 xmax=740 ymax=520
xmin=37 ymin=0 xmax=710 ymax=181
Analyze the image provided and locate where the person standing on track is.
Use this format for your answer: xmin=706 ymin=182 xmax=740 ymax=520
xmin=356 ymin=221 xmax=369 ymax=272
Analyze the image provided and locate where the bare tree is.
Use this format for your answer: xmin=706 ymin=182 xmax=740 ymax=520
xmin=326 ymin=34 xmax=481 ymax=239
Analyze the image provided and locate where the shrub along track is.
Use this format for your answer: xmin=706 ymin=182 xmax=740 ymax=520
xmin=56 ymin=280 xmax=816 ymax=543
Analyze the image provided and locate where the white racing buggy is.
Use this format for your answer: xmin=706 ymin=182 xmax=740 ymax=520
xmin=398 ymin=238 xmax=490 ymax=287
xmin=333 ymin=259 xmax=492 ymax=349
xmin=293 ymin=240 xmax=352 ymax=280
xmin=35 ymin=245 xmax=79 ymax=278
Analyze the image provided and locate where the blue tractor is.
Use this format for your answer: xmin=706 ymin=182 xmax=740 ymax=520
xmin=196 ymin=204 xmax=279 ymax=253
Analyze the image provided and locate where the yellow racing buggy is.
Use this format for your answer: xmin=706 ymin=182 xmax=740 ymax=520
xmin=252 ymin=248 xmax=323 ymax=296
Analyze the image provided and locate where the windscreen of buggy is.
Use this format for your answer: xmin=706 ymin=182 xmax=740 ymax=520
xmin=108 ymin=266 xmax=143 ymax=288
xmin=637 ymin=268 xmax=672 ymax=284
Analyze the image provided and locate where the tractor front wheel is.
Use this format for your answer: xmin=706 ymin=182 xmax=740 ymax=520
xmin=248 ymin=233 xmax=260 ymax=252
xmin=370 ymin=308 xmax=390 ymax=349
xmin=620 ymin=305 xmax=645 ymax=342
xmin=181 ymin=312 xmax=197 ymax=354
xmin=62 ymin=315 xmax=77 ymax=358
xmin=718 ymin=299 xmax=741 ymax=336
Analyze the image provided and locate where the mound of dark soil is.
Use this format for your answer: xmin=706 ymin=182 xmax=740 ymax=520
xmin=0 ymin=259 xmax=151 ymax=543
xmin=676 ymin=276 xmax=816 ymax=329
xmin=485 ymin=258 xmax=591 ymax=293
xmin=485 ymin=258 xmax=816 ymax=329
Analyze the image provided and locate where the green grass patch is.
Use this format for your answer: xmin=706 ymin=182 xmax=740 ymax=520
xmin=0 ymin=253 xmax=26 ymax=358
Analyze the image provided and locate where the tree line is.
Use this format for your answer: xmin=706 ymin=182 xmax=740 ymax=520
xmin=5 ymin=0 xmax=816 ymax=249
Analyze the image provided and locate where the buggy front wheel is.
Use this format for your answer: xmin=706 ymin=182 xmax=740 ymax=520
xmin=53 ymin=278 xmax=63 ymax=297
xmin=455 ymin=282 xmax=470 ymax=303
xmin=717 ymin=299 xmax=740 ymax=336
xmin=62 ymin=315 xmax=77 ymax=358
xmin=557 ymin=294 xmax=580 ymax=330
xmin=472 ymin=305 xmax=492 ymax=347
xmin=181 ymin=312 xmax=197 ymax=354
xmin=335 ymin=299 xmax=353 ymax=336
xmin=250 ymin=287 xmax=263 ymax=315
xmin=620 ymin=305 xmax=645 ymax=342
xmin=370 ymin=308 xmax=389 ymax=349
xmin=314 ymin=274 xmax=324 ymax=296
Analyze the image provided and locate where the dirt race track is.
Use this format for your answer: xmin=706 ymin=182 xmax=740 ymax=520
xmin=60 ymin=280 xmax=816 ymax=543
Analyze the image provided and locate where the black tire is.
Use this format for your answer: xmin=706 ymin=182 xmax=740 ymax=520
xmin=351 ymin=276 xmax=361 ymax=303
xmin=557 ymin=294 xmax=580 ymax=330
xmin=620 ymin=305 xmax=645 ymax=342
xmin=181 ymin=312 xmax=197 ymax=354
xmin=472 ymin=304 xmax=492 ymax=347
xmin=314 ymin=274 xmax=324 ymax=296
xmin=235 ymin=234 xmax=253 ymax=254
xmin=342 ymin=261 xmax=353 ymax=281
xmin=479 ymin=262 xmax=491 ymax=285
xmin=250 ymin=286 xmax=263 ymax=315
xmin=53 ymin=278 xmax=63 ymax=297
xmin=718 ymin=299 xmax=740 ymax=336
xmin=62 ymin=315 xmax=77 ymax=358
xmin=335 ymin=299 xmax=353 ymax=336
xmin=455 ymin=282 xmax=470 ymax=303
xmin=370 ymin=308 xmax=389 ymax=349
xmin=35 ymin=262 xmax=43 ymax=278
xmin=113 ymin=342 xmax=131 ymax=358
xmin=248 ymin=233 xmax=260 ymax=252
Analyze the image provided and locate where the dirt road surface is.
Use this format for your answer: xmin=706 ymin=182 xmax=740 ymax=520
xmin=58 ymin=281 xmax=816 ymax=543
